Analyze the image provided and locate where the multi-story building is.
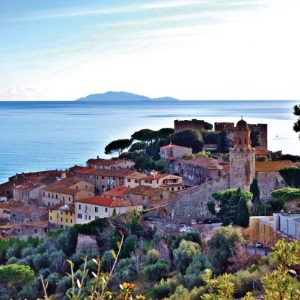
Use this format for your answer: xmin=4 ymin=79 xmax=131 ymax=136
xmin=41 ymin=178 xmax=94 ymax=207
xmin=75 ymin=196 xmax=143 ymax=224
xmin=49 ymin=203 xmax=75 ymax=229
xmin=86 ymin=157 xmax=135 ymax=169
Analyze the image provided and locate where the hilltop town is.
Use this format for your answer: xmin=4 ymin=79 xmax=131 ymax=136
xmin=0 ymin=118 xmax=298 ymax=241
xmin=0 ymin=117 xmax=300 ymax=299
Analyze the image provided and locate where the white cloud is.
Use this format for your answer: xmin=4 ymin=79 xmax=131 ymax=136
xmin=0 ymin=87 xmax=46 ymax=101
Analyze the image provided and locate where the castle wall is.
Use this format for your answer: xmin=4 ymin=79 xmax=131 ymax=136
xmin=169 ymin=174 xmax=230 ymax=223
xmin=214 ymin=122 xmax=235 ymax=132
xmin=256 ymin=171 xmax=286 ymax=202
xmin=230 ymin=148 xmax=255 ymax=191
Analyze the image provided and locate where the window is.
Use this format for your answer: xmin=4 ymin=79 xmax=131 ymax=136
xmin=95 ymin=207 xmax=98 ymax=212
xmin=77 ymin=214 xmax=82 ymax=219
xmin=105 ymin=208 xmax=108 ymax=212
xmin=79 ymin=204 xmax=81 ymax=210
xmin=61 ymin=218 xmax=63 ymax=222
xmin=89 ymin=216 xmax=91 ymax=220
xmin=128 ymin=179 xmax=131 ymax=182
xmin=50 ymin=216 xmax=52 ymax=220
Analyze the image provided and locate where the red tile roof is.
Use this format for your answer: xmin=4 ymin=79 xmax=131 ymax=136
xmin=76 ymin=196 xmax=138 ymax=207
xmin=73 ymin=167 xmax=135 ymax=177
xmin=255 ymin=149 xmax=269 ymax=155
xmin=160 ymin=144 xmax=191 ymax=150
xmin=102 ymin=187 xmax=131 ymax=198
xmin=86 ymin=158 xmax=134 ymax=166
xmin=125 ymin=185 xmax=168 ymax=196
xmin=255 ymin=160 xmax=297 ymax=172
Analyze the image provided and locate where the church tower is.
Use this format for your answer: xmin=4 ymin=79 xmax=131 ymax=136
xmin=230 ymin=118 xmax=255 ymax=191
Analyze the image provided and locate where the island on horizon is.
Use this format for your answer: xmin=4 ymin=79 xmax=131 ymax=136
xmin=76 ymin=91 xmax=180 ymax=102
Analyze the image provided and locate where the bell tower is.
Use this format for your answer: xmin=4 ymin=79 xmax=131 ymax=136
xmin=230 ymin=118 xmax=255 ymax=191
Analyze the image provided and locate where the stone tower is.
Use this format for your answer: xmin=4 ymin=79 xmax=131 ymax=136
xmin=230 ymin=119 xmax=255 ymax=191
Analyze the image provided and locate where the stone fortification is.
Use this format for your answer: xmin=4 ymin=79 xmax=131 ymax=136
xmin=214 ymin=122 xmax=235 ymax=132
xmin=170 ymin=174 xmax=230 ymax=223
xmin=174 ymin=119 xmax=205 ymax=133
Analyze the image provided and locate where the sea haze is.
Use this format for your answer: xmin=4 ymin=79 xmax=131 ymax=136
xmin=0 ymin=100 xmax=298 ymax=184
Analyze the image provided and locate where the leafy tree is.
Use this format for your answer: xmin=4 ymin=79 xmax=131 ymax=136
xmin=196 ymin=151 xmax=211 ymax=158
xmin=56 ymin=227 xmax=78 ymax=256
xmin=182 ymin=153 xmax=195 ymax=160
xmin=182 ymin=253 xmax=212 ymax=289
xmin=0 ymin=264 xmax=35 ymax=290
xmin=271 ymin=187 xmax=300 ymax=209
xmin=203 ymin=132 xmax=217 ymax=144
xmin=237 ymin=197 xmax=250 ymax=227
xmin=129 ymin=141 xmax=147 ymax=152
xmin=250 ymin=130 xmax=261 ymax=147
xmin=104 ymin=138 xmax=132 ymax=155
xmin=208 ymin=227 xmax=243 ymax=274
xmin=261 ymin=239 xmax=300 ymax=300
xmin=201 ymin=269 xmax=235 ymax=300
xmin=204 ymin=122 xmax=213 ymax=130
xmin=152 ymin=278 xmax=178 ymax=299
xmin=279 ymin=167 xmax=300 ymax=188
xmin=173 ymin=239 xmax=201 ymax=275
xmin=131 ymin=129 xmax=157 ymax=143
xmin=157 ymin=128 xmax=174 ymax=139
xmin=212 ymin=188 xmax=252 ymax=227
xmin=144 ymin=259 xmax=170 ymax=282
xmin=170 ymin=130 xmax=203 ymax=153
xmin=115 ymin=257 xmax=137 ymax=284
xmin=293 ymin=104 xmax=300 ymax=138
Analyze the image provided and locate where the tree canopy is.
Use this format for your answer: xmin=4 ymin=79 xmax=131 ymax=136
xmin=279 ymin=167 xmax=300 ymax=188
xmin=170 ymin=130 xmax=203 ymax=153
xmin=0 ymin=264 xmax=35 ymax=288
xmin=271 ymin=187 xmax=300 ymax=209
xmin=131 ymin=129 xmax=157 ymax=143
xmin=104 ymin=139 xmax=132 ymax=155
xmin=212 ymin=188 xmax=252 ymax=227
xmin=293 ymin=104 xmax=300 ymax=138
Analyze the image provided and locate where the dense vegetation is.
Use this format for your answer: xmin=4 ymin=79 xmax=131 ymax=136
xmin=1 ymin=209 xmax=299 ymax=300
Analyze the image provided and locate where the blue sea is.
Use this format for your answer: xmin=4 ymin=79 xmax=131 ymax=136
xmin=0 ymin=100 xmax=299 ymax=184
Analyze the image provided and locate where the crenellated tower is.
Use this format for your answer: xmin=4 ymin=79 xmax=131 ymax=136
xmin=230 ymin=119 xmax=255 ymax=191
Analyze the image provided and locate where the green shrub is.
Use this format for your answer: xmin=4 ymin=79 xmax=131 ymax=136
xmin=152 ymin=278 xmax=178 ymax=299
xmin=144 ymin=259 xmax=170 ymax=282
xmin=115 ymin=257 xmax=137 ymax=284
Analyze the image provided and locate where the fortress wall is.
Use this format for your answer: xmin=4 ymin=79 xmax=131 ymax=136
xmin=170 ymin=174 xmax=230 ymax=223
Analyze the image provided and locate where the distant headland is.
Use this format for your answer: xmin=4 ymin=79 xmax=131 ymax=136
xmin=76 ymin=91 xmax=180 ymax=102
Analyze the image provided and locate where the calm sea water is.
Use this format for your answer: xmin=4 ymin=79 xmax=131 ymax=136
xmin=0 ymin=100 xmax=298 ymax=184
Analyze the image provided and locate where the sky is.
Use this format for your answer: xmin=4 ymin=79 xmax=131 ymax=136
xmin=1 ymin=0 xmax=300 ymax=101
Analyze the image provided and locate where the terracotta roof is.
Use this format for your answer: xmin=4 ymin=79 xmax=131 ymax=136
xmin=11 ymin=205 xmax=48 ymax=215
xmin=14 ymin=181 xmax=43 ymax=191
xmin=255 ymin=160 xmax=297 ymax=172
xmin=21 ymin=221 xmax=49 ymax=228
xmin=42 ymin=178 xmax=91 ymax=194
xmin=160 ymin=144 xmax=191 ymax=150
xmin=86 ymin=158 xmax=134 ymax=166
xmin=102 ymin=187 xmax=131 ymax=198
xmin=76 ymin=196 xmax=138 ymax=207
xmin=142 ymin=173 xmax=181 ymax=181
xmin=0 ymin=201 xmax=23 ymax=210
xmin=123 ymin=171 xmax=147 ymax=180
xmin=255 ymin=149 xmax=269 ymax=155
xmin=73 ymin=167 xmax=135 ymax=177
xmin=125 ymin=185 xmax=168 ymax=196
